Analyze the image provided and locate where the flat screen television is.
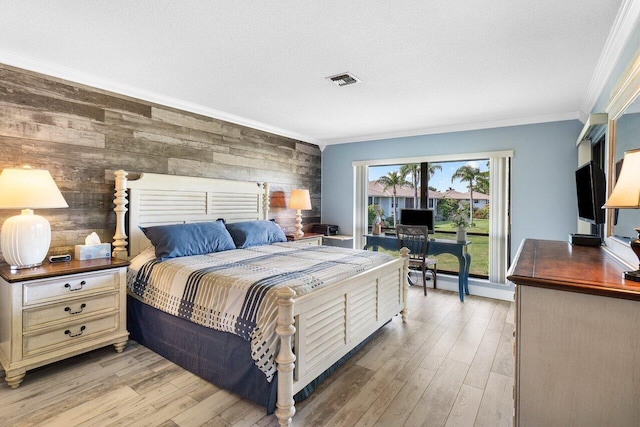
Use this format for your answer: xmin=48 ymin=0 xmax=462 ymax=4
xmin=575 ymin=161 xmax=606 ymax=224
xmin=399 ymin=208 xmax=435 ymax=233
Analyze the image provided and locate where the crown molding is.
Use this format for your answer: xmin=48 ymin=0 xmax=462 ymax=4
xmin=0 ymin=50 xmax=321 ymax=146
xmin=579 ymin=0 xmax=640 ymax=117
xmin=322 ymin=111 xmax=580 ymax=146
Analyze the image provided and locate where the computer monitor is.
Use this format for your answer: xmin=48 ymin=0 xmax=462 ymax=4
xmin=399 ymin=209 xmax=435 ymax=234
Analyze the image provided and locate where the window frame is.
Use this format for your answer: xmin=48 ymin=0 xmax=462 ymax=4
xmin=354 ymin=150 xmax=513 ymax=285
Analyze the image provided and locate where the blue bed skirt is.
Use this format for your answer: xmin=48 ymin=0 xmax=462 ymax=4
xmin=127 ymin=295 xmax=383 ymax=414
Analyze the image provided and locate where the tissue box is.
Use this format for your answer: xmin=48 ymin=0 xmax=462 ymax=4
xmin=74 ymin=243 xmax=111 ymax=260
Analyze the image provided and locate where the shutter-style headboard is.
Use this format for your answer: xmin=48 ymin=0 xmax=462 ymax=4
xmin=112 ymin=170 xmax=269 ymax=259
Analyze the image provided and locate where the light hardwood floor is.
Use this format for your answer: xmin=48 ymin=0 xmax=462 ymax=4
xmin=0 ymin=285 xmax=515 ymax=427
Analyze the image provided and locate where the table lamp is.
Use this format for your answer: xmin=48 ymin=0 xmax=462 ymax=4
xmin=603 ymin=147 xmax=640 ymax=281
xmin=0 ymin=166 xmax=68 ymax=269
xmin=289 ymin=189 xmax=311 ymax=238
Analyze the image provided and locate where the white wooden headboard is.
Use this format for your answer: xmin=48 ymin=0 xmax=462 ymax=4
xmin=112 ymin=170 xmax=269 ymax=259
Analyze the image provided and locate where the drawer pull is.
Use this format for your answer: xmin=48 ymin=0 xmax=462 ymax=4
xmin=64 ymin=280 xmax=86 ymax=291
xmin=65 ymin=326 xmax=86 ymax=338
xmin=64 ymin=303 xmax=87 ymax=315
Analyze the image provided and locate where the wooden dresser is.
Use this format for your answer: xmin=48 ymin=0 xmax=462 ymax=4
xmin=0 ymin=258 xmax=129 ymax=388
xmin=508 ymin=239 xmax=640 ymax=426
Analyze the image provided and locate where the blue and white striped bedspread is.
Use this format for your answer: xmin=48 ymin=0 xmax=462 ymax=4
xmin=127 ymin=243 xmax=394 ymax=382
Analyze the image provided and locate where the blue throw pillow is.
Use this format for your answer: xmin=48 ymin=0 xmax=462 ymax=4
xmin=140 ymin=220 xmax=236 ymax=261
xmin=225 ymin=220 xmax=287 ymax=248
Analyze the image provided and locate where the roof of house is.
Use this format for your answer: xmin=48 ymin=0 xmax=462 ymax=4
xmin=368 ymin=181 xmax=415 ymax=198
xmin=434 ymin=189 xmax=490 ymax=201
xmin=368 ymin=181 xmax=488 ymax=200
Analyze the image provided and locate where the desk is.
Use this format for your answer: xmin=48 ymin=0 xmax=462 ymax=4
xmin=363 ymin=234 xmax=471 ymax=301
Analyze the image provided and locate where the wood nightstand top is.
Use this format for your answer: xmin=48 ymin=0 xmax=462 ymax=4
xmin=0 ymin=258 xmax=130 ymax=283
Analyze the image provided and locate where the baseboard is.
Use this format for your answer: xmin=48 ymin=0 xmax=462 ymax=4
xmin=422 ymin=274 xmax=514 ymax=301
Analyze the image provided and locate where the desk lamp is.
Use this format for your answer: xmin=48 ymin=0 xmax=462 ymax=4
xmin=0 ymin=166 xmax=68 ymax=269
xmin=603 ymin=148 xmax=640 ymax=281
xmin=289 ymin=189 xmax=311 ymax=238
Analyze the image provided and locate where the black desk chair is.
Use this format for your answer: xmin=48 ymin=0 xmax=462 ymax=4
xmin=396 ymin=225 xmax=437 ymax=295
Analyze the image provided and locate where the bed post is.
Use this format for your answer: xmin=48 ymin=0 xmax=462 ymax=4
xmin=112 ymin=170 xmax=128 ymax=260
xmin=275 ymin=286 xmax=296 ymax=426
xmin=262 ymin=182 xmax=270 ymax=220
xmin=399 ymin=247 xmax=410 ymax=322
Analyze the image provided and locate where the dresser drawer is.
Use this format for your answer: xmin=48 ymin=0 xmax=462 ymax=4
xmin=23 ymin=313 xmax=119 ymax=357
xmin=23 ymin=291 xmax=119 ymax=331
xmin=23 ymin=271 xmax=119 ymax=306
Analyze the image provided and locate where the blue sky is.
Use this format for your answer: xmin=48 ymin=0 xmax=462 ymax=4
xmin=369 ymin=160 xmax=489 ymax=193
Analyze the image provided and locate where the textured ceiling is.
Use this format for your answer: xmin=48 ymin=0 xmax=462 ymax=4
xmin=0 ymin=0 xmax=631 ymax=146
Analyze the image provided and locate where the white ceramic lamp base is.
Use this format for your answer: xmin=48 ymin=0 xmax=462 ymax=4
xmin=294 ymin=209 xmax=304 ymax=238
xmin=1 ymin=209 xmax=51 ymax=269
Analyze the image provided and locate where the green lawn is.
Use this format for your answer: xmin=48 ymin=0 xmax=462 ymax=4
xmin=433 ymin=219 xmax=489 ymax=277
xmin=430 ymin=231 xmax=488 ymax=277
xmin=375 ymin=220 xmax=490 ymax=277
xmin=434 ymin=218 xmax=489 ymax=234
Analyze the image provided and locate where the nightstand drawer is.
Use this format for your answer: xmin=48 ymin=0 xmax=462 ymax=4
xmin=23 ymin=292 xmax=119 ymax=331
xmin=23 ymin=313 xmax=119 ymax=356
xmin=23 ymin=271 xmax=119 ymax=306
xmin=297 ymin=238 xmax=322 ymax=246
xmin=289 ymin=237 xmax=323 ymax=246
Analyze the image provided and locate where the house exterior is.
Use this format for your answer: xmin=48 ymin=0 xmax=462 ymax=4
xmin=368 ymin=181 xmax=489 ymax=222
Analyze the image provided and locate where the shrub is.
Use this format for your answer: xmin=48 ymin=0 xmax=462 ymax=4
xmin=474 ymin=204 xmax=489 ymax=219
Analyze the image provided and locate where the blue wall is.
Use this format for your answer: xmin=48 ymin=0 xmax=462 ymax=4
xmin=322 ymin=120 xmax=582 ymax=258
xmin=321 ymin=20 xmax=640 ymax=284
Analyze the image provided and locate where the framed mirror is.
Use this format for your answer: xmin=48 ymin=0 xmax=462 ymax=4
xmin=605 ymin=49 xmax=640 ymax=266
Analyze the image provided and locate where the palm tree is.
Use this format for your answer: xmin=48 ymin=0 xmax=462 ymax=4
xmin=377 ymin=171 xmax=410 ymax=227
xmin=426 ymin=163 xmax=442 ymax=207
xmin=473 ymin=170 xmax=490 ymax=195
xmin=451 ymin=164 xmax=482 ymax=225
xmin=399 ymin=164 xmax=420 ymax=208
xmin=399 ymin=163 xmax=442 ymax=209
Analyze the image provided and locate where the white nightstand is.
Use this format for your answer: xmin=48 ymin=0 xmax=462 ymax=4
xmin=286 ymin=233 xmax=324 ymax=246
xmin=0 ymin=258 xmax=129 ymax=388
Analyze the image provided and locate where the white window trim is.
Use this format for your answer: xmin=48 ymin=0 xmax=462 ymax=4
xmin=353 ymin=165 xmax=368 ymax=250
xmin=489 ymin=156 xmax=510 ymax=284
xmin=353 ymin=150 xmax=513 ymax=286
xmin=353 ymin=150 xmax=514 ymax=167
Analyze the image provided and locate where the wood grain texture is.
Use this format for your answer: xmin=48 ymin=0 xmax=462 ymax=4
xmin=0 ymin=287 xmax=515 ymax=426
xmin=507 ymin=239 xmax=640 ymax=300
xmin=0 ymin=63 xmax=321 ymax=260
xmin=0 ymin=258 xmax=129 ymax=283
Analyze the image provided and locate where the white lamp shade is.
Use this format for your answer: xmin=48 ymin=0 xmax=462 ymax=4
xmin=604 ymin=148 xmax=640 ymax=209
xmin=289 ymin=189 xmax=311 ymax=210
xmin=0 ymin=166 xmax=68 ymax=269
xmin=0 ymin=167 xmax=68 ymax=209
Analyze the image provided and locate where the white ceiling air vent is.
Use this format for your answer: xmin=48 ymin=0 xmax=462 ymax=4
xmin=326 ymin=72 xmax=361 ymax=87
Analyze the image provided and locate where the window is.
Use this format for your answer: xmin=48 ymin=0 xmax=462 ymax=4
xmin=354 ymin=150 xmax=512 ymax=285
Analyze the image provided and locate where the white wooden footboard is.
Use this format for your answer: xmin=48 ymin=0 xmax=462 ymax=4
xmin=275 ymin=248 xmax=409 ymax=426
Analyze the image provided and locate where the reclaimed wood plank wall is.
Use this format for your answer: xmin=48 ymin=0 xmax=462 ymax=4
xmin=0 ymin=63 xmax=321 ymax=259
